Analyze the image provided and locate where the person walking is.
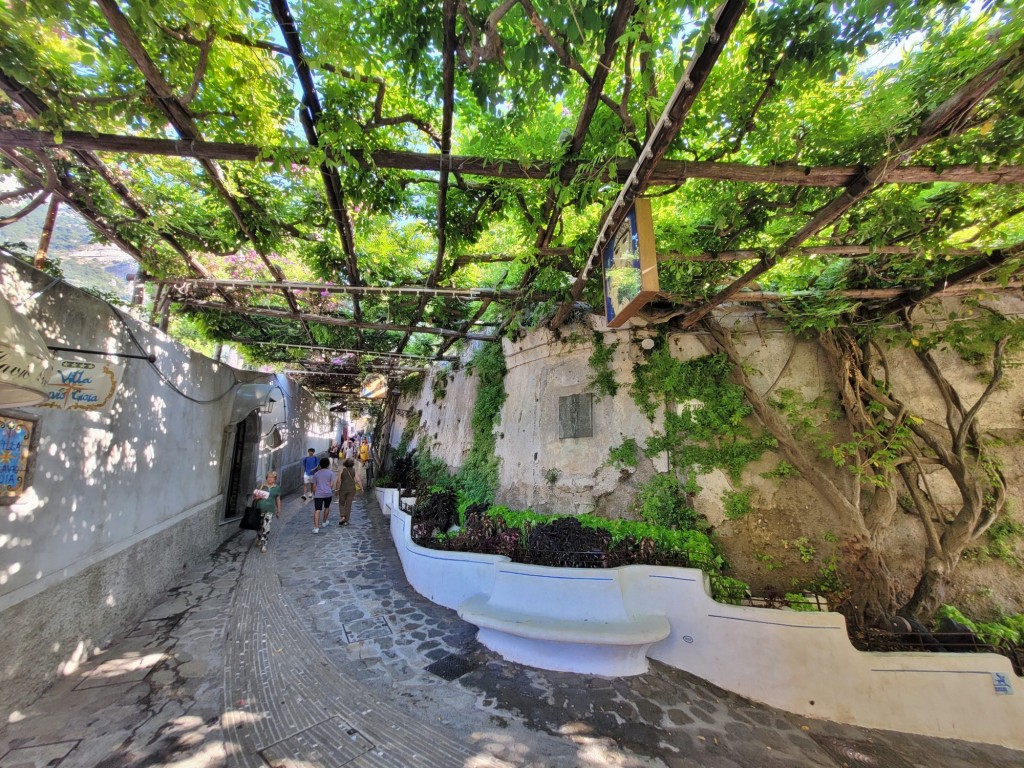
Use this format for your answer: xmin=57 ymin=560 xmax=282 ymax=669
xmin=311 ymin=457 xmax=336 ymax=533
xmin=336 ymin=458 xmax=359 ymax=526
xmin=254 ymin=470 xmax=281 ymax=554
xmin=343 ymin=439 xmax=356 ymax=462
xmin=357 ymin=437 xmax=371 ymax=489
xmin=328 ymin=441 xmax=341 ymax=470
xmin=301 ymin=448 xmax=318 ymax=501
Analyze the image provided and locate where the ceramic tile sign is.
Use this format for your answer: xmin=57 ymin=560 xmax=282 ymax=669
xmin=0 ymin=414 xmax=36 ymax=500
xmin=602 ymin=198 xmax=659 ymax=328
xmin=40 ymin=353 xmax=123 ymax=411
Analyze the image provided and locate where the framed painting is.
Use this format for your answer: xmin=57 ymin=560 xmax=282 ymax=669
xmin=602 ymin=198 xmax=659 ymax=328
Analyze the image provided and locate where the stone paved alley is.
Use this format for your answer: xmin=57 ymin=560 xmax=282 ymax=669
xmin=1 ymin=491 xmax=1021 ymax=768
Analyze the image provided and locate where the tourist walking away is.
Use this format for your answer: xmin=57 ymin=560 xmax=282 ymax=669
xmin=343 ymin=438 xmax=355 ymax=461
xmin=311 ymin=457 xmax=336 ymax=533
xmin=253 ymin=470 xmax=281 ymax=554
xmin=328 ymin=441 xmax=341 ymax=470
xmin=336 ymin=458 xmax=359 ymax=526
xmin=301 ymin=448 xmax=318 ymax=500
xmin=358 ymin=437 xmax=371 ymax=488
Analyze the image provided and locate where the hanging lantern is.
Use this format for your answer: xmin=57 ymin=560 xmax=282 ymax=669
xmin=0 ymin=293 xmax=54 ymax=407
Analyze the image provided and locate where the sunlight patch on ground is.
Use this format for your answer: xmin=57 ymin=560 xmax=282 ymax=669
xmin=466 ymin=730 xmax=532 ymax=767
xmin=558 ymin=721 xmax=646 ymax=767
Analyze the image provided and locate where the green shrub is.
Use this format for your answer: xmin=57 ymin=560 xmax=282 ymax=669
xmin=607 ymin=438 xmax=639 ymax=469
xmin=634 ymin=474 xmax=697 ymax=529
xmin=722 ymin=488 xmax=753 ymax=520
xmin=413 ymin=489 xmax=747 ymax=603
xmin=785 ymin=593 xmax=817 ymax=611
xmin=935 ymin=605 xmax=1024 ymax=646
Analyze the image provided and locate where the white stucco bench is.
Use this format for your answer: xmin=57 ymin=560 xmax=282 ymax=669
xmin=458 ymin=565 xmax=670 ymax=676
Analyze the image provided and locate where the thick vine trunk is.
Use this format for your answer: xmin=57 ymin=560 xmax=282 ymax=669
xmin=900 ymin=554 xmax=953 ymax=621
xmin=842 ymin=534 xmax=899 ymax=630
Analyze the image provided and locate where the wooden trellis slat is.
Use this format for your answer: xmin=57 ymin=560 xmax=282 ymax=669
xmin=157 ymin=277 xmax=524 ymax=299
xmin=678 ymin=42 xmax=1024 ymax=330
xmin=231 ymin=340 xmax=459 ymax=362
xmin=394 ymin=0 xmax=459 ymax=355
xmin=270 ymin=0 xmax=364 ymax=348
xmin=550 ymin=0 xmax=749 ymax=330
xmin=94 ymin=0 xmax=311 ymax=340
xmin=878 ymin=243 xmax=1024 ymax=316
xmin=657 ymin=245 xmax=987 ymax=262
xmin=4 ymin=128 xmax=1023 ymax=188
xmin=519 ymin=0 xmax=638 ymax=297
xmin=0 ymin=71 xmax=226 ymax=289
xmin=680 ymin=280 xmax=1024 ymax=303
xmin=180 ymin=299 xmax=498 ymax=341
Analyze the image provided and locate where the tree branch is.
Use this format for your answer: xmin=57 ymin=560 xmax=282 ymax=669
xmin=954 ymin=335 xmax=1008 ymax=455
xmin=183 ymin=26 xmax=215 ymax=105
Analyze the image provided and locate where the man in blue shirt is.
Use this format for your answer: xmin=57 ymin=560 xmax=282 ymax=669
xmin=301 ymin=448 xmax=319 ymax=501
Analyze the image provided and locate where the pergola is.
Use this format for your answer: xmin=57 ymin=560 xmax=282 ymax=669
xmin=1 ymin=0 xmax=1022 ymax=402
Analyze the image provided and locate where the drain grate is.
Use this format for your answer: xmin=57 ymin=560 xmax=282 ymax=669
xmin=809 ymin=735 xmax=916 ymax=768
xmin=426 ymin=653 xmax=479 ymax=681
xmin=342 ymin=616 xmax=392 ymax=643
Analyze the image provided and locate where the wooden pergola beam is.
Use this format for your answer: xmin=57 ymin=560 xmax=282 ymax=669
xmin=1 ymin=147 xmax=152 ymax=267
xmin=231 ymin=340 xmax=459 ymax=362
xmin=4 ymin=128 xmax=1023 ymax=188
xmin=95 ymin=0 xmax=311 ymax=339
xmin=283 ymin=368 xmax=425 ymax=376
xmin=695 ymin=280 xmax=1024 ymax=303
xmin=395 ymin=0 xmax=459 ymax=355
xmin=180 ymin=299 xmax=498 ymax=340
xmin=517 ymin=0 xmax=637 ymax=298
xmin=878 ymin=243 xmax=1024 ymax=316
xmin=157 ymin=277 xmax=524 ymax=299
xmin=0 ymin=72 xmax=225 ymax=293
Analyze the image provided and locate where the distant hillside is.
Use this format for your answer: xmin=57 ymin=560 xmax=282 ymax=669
xmin=1 ymin=198 xmax=137 ymax=300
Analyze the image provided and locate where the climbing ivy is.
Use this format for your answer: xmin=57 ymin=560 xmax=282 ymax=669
xmin=631 ymin=342 xmax=773 ymax=482
xmin=606 ymin=438 xmax=639 ymax=470
xmin=457 ymin=342 xmax=508 ymax=506
xmin=587 ymin=333 xmax=619 ymax=398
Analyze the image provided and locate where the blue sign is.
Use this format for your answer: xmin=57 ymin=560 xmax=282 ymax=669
xmin=993 ymin=672 xmax=1014 ymax=695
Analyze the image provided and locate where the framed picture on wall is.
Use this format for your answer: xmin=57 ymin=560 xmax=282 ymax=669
xmin=602 ymin=198 xmax=659 ymax=328
xmin=0 ymin=411 xmax=39 ymax=503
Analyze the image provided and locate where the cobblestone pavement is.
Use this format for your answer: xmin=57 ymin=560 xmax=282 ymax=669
xmin=2 ymin=490 xmax=1022 ymax=767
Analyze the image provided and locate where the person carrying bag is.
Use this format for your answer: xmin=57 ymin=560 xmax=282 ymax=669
xmin=243 ymin=471 xmax=281 ymax=553
xmin=336 ymin=458 xmax=359 ymax=526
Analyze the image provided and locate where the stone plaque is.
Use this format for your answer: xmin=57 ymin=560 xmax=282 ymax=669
xmin=558 ymin=394 xmax=593 ymax=439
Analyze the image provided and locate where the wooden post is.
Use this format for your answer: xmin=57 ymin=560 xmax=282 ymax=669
xmin=131 ymin=269 xmax=146 ymax=306
xmin=32 ymin=195 xmax=59 ymax=269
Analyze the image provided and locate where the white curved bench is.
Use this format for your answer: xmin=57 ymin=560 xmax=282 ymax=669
xmin=458 ymin=565 xmax=670 ymax=676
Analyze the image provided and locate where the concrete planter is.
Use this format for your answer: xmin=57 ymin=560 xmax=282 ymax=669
xmin=373 ymin=487 xmax=398 ymax=516
xmin=390 ymin=508 xmax=1024 ymax=750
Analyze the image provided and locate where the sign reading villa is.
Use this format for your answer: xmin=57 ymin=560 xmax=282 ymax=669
xmin=40 ymin=354 xmax=122 ymax=411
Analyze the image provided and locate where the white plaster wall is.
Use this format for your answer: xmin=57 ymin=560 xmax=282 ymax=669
xmin=389 ymin=345 xmax=481 ymax=471
xmin=497 ymin=322 xmax=667 ymax=514
xmin=0 ymin=259 xmax=333 ymax=717
xmin=1 ymin=261 xmax=239 ymax=610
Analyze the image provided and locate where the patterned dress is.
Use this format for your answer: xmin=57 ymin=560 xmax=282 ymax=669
xmin=256 ymin=484 xmax=281 ymax=548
